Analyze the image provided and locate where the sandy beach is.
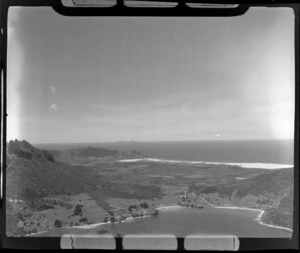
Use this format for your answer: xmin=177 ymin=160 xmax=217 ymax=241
xmin=213 ymin=206 xmax=292 ymax=232
xmin=156 ymin=205 xmax=185 ymax=211
xmin=27 ymin=203 xmax=293 ymax=237
xmin=193 ymin=192 xmax=293 ymax=233
xmin=74 ymin=204 xmax=293 ymax=233
xmin=27 ymin=192 xmax=293 ymax=236
xmin=118 ymin=158 xmax=293 ymax=170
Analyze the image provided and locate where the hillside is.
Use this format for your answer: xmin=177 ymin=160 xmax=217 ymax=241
xmin=48 ymin=146 xmax=145 ymax=164
xmin=6 ymin=140 xmax=148 ymax=202
xmin=6 ymin=139 xmax=160 ymax=236
xmin=7 ymin=139 xmax=55 ymax=163
xmin=5 ymin=139 xmax=294 ymax=236
xmin=189 ymin=168 xmax=294 ymax=229
xmin=6 ymin=140 xmax=93 ymax=201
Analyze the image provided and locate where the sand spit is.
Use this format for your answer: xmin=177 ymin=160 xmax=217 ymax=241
xmin=156 ymin=205 xmax=185 ymax=211
xmin=118 ymin=158 xmax=293 ymax=170
xmin=205 ymin=206 xmax=293 ymax=233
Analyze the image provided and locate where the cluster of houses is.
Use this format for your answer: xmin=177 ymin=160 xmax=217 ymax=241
xmin=178 ymin=193 xmax=204 ymax=209
xmin=16 ymin=210 xmax=51 ymax=235
xmin=103 ymin=202 xmax=159 ymax=223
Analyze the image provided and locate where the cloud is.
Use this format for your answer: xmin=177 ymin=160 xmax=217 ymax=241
xmin=90 ymin=104 xmax=126 ymax=112
xmin=7 ymin=8 xmax=24 ymax=143
xmin=50 ymin=104 xmax=59 ymax=111
xmin=50 ymin=86 xmax=56 ymax=94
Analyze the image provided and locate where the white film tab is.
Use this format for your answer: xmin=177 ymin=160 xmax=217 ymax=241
xmin=184 ymin=234 xmax=240 ymax=251
xmin=60 ymin=233 xmax=240 ymax=250
xmin=60 ymin=234 xmax=116 ymax=249
xmin=122 ymin=234 xmax=178 ymax=250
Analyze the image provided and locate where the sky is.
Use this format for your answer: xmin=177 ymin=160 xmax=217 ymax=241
xmin=7 ymin=7 xmax=295 ymax=143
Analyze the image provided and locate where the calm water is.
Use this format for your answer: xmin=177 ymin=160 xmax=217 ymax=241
xmin=36 ymin=208 xmax=291 ymax=238
xmin=36 ymin=139 xmax=293 ymax=164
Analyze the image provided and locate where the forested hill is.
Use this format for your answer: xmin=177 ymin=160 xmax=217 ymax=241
xmin=6 ymin=139 xmax=145 ymax=201
xmin=48 ymin=146 xmax=145 ymax=163
xmin=6 ymin=140 xmax=90 ymax=200
xmin=7 ymin=139 xmax=55 ymax=163
xmin=189 ymin=167 xmax=294 ymax=229
xmin=190 ymin=167 xmax=293 ymax=198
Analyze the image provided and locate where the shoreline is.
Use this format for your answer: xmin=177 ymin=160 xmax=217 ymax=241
xmin=26 ymin=212 xmax=156 ymax=236
xmin=193 ymin=192 xmax=293 ymax=233
xmin=26 ymin=204 xmax=293 ymax=237
xmin=117 ymin=158 xmax=293 ymax=170
xmin=212 ymin=206 xmax=293 ymax=232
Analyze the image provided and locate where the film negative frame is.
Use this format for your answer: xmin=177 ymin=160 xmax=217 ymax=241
xmin=0 ymin=0 xmax=299 ymax=250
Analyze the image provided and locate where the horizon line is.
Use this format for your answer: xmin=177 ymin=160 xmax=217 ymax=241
xmin=19 ymin=138 xmax=295 ymax=146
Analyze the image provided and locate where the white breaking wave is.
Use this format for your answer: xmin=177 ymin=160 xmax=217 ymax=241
xmin=117 ymin=158 xmax=293 ymax=170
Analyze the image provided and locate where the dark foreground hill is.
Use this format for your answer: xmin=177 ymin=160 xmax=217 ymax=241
xmin=5 ymin=138 xmax=167 ymax=237
xmin=6 ymin=140 xmax=150 ymax=202
xmin=7 ymin=139 xmax=55 ymax=163
xmin=6 ymin=140 xmax=94 ymax=201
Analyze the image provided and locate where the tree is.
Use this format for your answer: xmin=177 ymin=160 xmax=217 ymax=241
xmin=73 ymin=204 xmax=82 ymax=216
xmin=47 ymin=154 xmax=55 ymax=163
xmin=128 ymin=204 xmax=137 ymax=211
xmin=16 ymin=212 xmax=25 ymax=221
xmin=79 ymin=217 xmax=88 ymax=223
xmin=140 ymin=202 xmax=149 ymax=209
xmin=54 ymin=219 xmax=63 ymax=228
xmin=153 ymin=209 xmax=159 ymax=216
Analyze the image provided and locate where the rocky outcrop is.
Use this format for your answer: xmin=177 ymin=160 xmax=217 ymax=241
xmin=7 ymin=139 xmax=55 ymax=163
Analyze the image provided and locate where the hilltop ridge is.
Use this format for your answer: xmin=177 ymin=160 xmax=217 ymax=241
xmin=5 ymin=139 xmax=161 ymax=236
xmin=7 ymin=139 xmax=146 ymax=165
xmin=7 ymin=139 xmax=55 ymax=163
xmin=6 ymin=139 xmax=148 ymax=201
xmin=51 ymin=146 xmax=145 ymax=163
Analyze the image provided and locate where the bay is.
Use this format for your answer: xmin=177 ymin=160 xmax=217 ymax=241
xmin=34 ymin=207 xmax=291 ymax=238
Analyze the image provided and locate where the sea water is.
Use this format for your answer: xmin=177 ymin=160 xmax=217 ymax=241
xmin=34 ymin=207 xmax=291 ymax=237
xmin=36 ymin=139 xmax=293 ymax=165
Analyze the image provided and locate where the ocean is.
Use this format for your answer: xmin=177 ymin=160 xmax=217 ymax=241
xmin=36 ymin=139 xmax=294 ymax=165
xmin=34 ymin=207 xmax=292 ymax=238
